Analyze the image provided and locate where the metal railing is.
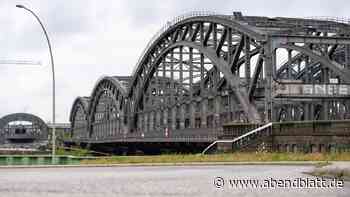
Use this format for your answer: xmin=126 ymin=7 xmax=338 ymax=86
xmin=201 ymin=122 xmax=272 ymax=154
xmin=85 ymin=127 xmax=221 ymax=143
xmin=4 ymin=133 xmax=40 ymax=139
xmin=305 ymin=16 xmax=350 ymax=24
xmin=130 ymin=11 xmax=219 ymax=78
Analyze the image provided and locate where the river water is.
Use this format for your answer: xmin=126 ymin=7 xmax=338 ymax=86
xmin=0 ymin=165 xmax=348 ymax=197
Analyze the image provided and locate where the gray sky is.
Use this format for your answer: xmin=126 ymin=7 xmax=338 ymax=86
xmin=0 ymin=0 xmax=349 ymax=123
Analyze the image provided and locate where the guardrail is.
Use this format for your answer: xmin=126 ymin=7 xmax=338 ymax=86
xmin=86 ymin=127 xmax=221 ymax=143
xmin=304 ymin=16 xmax=350 ymax=24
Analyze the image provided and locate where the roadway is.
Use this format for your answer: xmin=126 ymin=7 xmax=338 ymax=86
xmin=0 ymin=165 xmax=348 ymax=197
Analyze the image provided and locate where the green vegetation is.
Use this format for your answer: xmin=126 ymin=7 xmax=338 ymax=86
xmin=56 ymin=147 xmax=92 ymax=157
xmin=80 ymin=152 xmax=350 ymax=165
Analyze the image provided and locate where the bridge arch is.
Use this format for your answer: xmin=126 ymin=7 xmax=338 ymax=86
xmin=0 ymin=113 xmax=49 ymax=144
xmin=128 ymin=16 xmax=266 ymax=128
xmin=69 ymin=97 xmax=90 ymax=140
xmin=87 ymin=76 xmax=129 ymax=139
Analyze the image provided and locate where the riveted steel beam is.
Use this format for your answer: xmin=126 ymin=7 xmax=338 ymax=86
xmin=133 ymin=41 xmax=261 ymax=123
xmin=277 ymin=44 xmax=350 ymax=83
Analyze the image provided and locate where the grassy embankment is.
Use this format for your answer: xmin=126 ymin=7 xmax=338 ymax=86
xmin=56 ymin=147 xmax=94 ymax=157
xmin=56 ymin=147 xmax=350 ymax=180
xmin=79 ymin=152 xmax=350 ymax=165
xmin=56 ymin=147 xmax=350 ymax=164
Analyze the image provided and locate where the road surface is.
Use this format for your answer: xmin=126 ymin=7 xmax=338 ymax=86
xmin=0 ymin=165 xmax=348 ymax=197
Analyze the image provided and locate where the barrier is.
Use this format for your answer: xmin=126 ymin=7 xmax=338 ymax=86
xmin=0 ymin=155 xmax=95 ymax=166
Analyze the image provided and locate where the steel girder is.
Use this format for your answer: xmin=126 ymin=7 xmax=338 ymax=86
xmin=276 ymin=44 xmax=350 ymax=83
xmin=270 ymin=38 xmax=350 ymax=121
xmin=132 ymin=41 xmax=261 ymax=123
xmin=128 ymin=19 xmax=264 ymax=126
xmin=127 ymin=16 xmax=265 ymax=92
xmin=171 ymin=16 xmax=266 ymax=41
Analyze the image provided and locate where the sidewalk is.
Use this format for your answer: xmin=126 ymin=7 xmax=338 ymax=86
xmin=309 ymin=162 xmax=350 ymax=180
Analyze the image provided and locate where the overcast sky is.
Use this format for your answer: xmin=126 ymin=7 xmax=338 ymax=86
xmin=0 ymin=0 xmax=349 ymax=123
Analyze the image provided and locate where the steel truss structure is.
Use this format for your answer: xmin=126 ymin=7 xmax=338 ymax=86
xmin=0 ymin=113 xmax=49 ymax=146
xmin=70 ymin=12 xmax=350 ymax=144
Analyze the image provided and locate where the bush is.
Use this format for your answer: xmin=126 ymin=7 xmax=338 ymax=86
xmin=56 ymin=147 xmax=92 ymax=156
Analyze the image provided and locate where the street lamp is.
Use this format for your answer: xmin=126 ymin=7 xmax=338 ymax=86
xmin=16 ymin=5 xmax=56 ymax=159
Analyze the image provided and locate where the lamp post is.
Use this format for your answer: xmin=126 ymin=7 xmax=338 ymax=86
xmin=16 ymin=5 xmax=56 ymax=159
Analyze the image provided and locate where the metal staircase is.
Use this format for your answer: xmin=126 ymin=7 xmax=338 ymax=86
xmin=202 ymin=122 xmax=273 ymax=154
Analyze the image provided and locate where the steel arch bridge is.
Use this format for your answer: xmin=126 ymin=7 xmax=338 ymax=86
xmin=0 ymin=113 xmax=49 ymax=147
xmin=69 ymin=12 xmax=350 ymax=152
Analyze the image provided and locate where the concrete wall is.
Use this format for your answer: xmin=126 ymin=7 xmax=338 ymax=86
xmin=221 ymin=120 xmax=350 ymax=152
